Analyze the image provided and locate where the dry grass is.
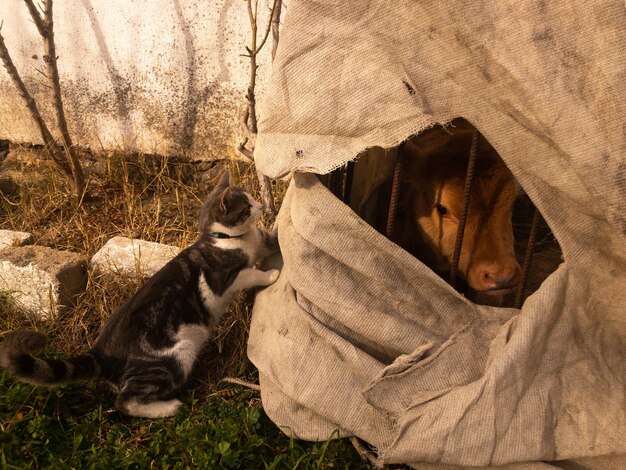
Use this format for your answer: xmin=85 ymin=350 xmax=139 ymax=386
xmin=0 ymin=144 xmax=288 ymax=396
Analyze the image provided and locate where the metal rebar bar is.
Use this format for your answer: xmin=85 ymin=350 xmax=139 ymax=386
xmin=343 ymin=161 xmax=355 ymax=205
xmin=329 ymin=167 xmax=343 ymax=199
xmin=514 ymin=206 xmax=541 ymax=309
xmin=449 ymin=131 xmax=479 ymax=288
xmin=386 ymin=156 xmax=403 ymax=239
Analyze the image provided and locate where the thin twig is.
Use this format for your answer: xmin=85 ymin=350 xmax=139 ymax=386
xmin=34 ymin=67 xmax=48 ymax=79
xmin=221 ymin=377 xmax=261 ymax=392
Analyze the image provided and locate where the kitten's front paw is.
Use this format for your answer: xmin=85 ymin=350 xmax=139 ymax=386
xmin=265 ymin=269 xmax=280 ymax=285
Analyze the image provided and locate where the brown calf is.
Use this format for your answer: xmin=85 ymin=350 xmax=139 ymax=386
xmin=395 ymin=119 xmax=520 ymax=305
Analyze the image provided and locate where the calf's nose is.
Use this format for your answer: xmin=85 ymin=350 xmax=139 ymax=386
xmin=476 ymin=263 xmax=521 ymax=291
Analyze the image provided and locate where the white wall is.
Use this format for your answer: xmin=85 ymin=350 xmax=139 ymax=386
xmin=0 ymin=0 xmax=277 ymax=160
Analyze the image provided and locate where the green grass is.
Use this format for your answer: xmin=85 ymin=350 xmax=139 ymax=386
xmin=0 ymin=374 xmax=370 ymax=469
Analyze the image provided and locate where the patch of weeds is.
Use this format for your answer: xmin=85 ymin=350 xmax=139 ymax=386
xmin=0 ymin=377 xmax=370 ymax=469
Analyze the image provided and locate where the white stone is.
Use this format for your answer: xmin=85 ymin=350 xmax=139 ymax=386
xmin=0 ymin=229 xmax=33 ymax=251
xmin=0 ymin=246 xmax=86 ymax=319
xmin=91 ymin=236 xmax=180 ymax=278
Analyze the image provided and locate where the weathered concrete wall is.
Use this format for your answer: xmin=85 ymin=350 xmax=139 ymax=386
xmin=0 ymin=0 xmax=276 ymax=160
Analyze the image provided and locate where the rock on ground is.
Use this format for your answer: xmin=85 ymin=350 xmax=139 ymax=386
xmin=0 ymin=229 xmax=33 ymax=251
xmin=91 ymin=236 xmax=180 ymax=278
xmin=0 ymin=245 xmax=87 ymax=318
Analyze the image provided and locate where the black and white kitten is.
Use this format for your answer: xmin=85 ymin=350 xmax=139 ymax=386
xmin=0 ymin=171 xmax=280 ymax=418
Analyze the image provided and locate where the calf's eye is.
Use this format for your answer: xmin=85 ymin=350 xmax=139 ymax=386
xmin=436 ymin=203 xmax=449 ymax=217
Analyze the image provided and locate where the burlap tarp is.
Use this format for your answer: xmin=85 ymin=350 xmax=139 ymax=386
xmin=247 ymin=1 xmax=626 ymax=467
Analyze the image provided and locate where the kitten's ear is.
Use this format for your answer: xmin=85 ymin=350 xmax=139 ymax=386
xmin=216 ymin=172 xmax=231 ymax=212
xmin=199 ymin=171 xmax=231 ymax=232
xmin=219 ymin=187 xmax=231 ymax=212
xmin=217 ymin=171 xmax=230 ymax=188
xmin=204 ymin=171 xmax=231 ymax=201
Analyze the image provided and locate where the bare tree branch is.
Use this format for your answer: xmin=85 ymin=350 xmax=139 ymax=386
xmin=24 ymin=0 xmax=47 ymax=37
xmin=0 ymin=0 xmax=86 ymax=197
xmin=237 ymin=141 xmax=254 ymax=161
xmin=271 ymin=0 xmax=282 ymax=60
xmin=236 ymin=0 xmax=282 ymax=215
xmin=40 ymin=0 xmax=85 ymax=196
xmin=255 ymin=0 xmax=278 ymax=55
xmin=0 ymin=30 xmax=72 ymax=178
xmin=257 ymin=172 xmax=275 ymax=215
xmin=241 ymin=108 xmax=256 ymax=147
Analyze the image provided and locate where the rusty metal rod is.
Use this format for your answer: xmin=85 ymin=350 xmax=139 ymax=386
xmin=343 ymin=161 xmax=355 ymax=205
xmin=450 ymin=131 xmax=479 ymax=288
xmin=386 ymin=155 xmax=403 ymax=239
xmin=514 ymin=206 xmax=541 ymax=309
xmin=327 ymin=167 xmax=342 ymax=199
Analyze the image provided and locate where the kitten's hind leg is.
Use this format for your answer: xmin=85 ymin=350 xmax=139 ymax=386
xmin=117 ymin=396 xmax=182 ymax=418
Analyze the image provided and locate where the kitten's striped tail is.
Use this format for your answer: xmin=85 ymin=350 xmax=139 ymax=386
xmin=0 ymin=330 xmax=101 ymax=386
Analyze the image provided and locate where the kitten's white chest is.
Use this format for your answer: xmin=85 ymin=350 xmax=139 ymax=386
xmin=210 ymin=226 xmax=263 ymax=264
